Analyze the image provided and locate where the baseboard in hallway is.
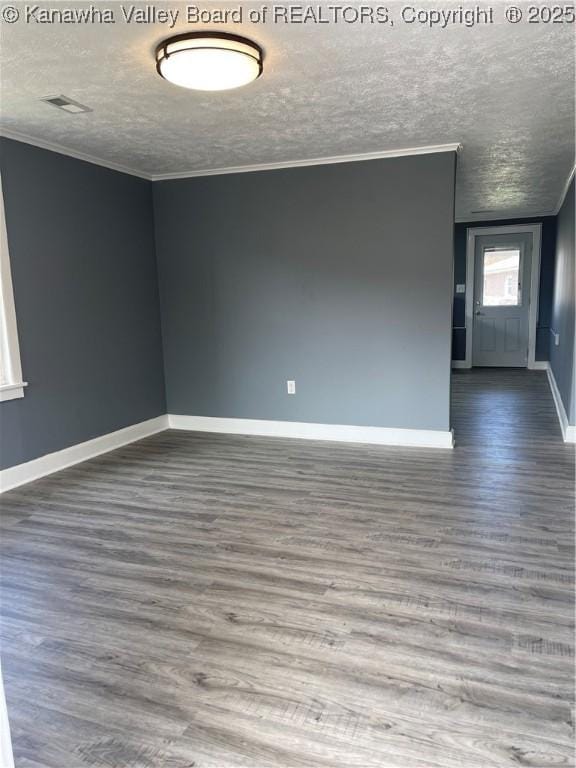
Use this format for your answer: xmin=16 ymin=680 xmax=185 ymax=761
xmin=546 ymin=366 xmax=576 ymax=443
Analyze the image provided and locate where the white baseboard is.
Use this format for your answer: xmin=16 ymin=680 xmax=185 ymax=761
xmin=453 ymin=360 xmax=549 ymax=371
xmin=0 ymin=411 xmax=456 ymax=494
xmin=168 ymin=415 xmax=454 ymax=449
xmin=546 ymin=366 xmax=576 ymax=443
xmin=0 ymin=415 xmax=169 ymax=493
xmin=0 ymin=663 xmax=13 ymax=768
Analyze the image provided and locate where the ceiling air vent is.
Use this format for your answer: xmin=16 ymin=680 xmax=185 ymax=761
xmin=41 ymin=95 xmax=92 ymax=114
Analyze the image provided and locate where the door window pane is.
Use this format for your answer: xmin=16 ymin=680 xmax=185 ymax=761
xmin=482 ymin=248 xmax=520 ymax=306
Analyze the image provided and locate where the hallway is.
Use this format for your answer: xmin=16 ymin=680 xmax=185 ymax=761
xmin=452 ymin=367 xmax=568 ymax=447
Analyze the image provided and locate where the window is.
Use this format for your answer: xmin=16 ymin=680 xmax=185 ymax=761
xmin=504 ymin=275 xmax=516 ymax=298
xmin=0 ymin=174 xmax=26 ymax=401
xmin=481 ymin=248 xmax=521 ymax=306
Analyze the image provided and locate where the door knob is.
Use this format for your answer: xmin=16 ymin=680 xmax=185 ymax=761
xmin=475 ymin=310 xmax=484 ymax=316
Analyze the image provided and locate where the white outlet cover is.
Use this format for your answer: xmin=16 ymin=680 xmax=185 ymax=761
xmin=287 ymin=380 xmax=296 ymax=394
xmin=456 ymin=284 xmax=466 ymax=294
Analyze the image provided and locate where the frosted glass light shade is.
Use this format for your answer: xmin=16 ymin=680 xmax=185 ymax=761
xmin=156 ymin=33 xmax=263 ymax=91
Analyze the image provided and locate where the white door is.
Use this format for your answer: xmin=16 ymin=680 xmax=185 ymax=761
xmin=472 ymin=233 xmax=532 ymax=367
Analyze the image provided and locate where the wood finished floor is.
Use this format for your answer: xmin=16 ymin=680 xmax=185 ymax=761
xmin=1 ymin=369 xmax=574 ymax=768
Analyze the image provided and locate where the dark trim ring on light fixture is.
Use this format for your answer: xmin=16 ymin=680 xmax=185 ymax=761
xmin=155 ymin=32 xmax=264 ymax=91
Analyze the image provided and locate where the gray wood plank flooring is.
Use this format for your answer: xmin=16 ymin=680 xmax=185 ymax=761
xmin=1 ymin=369 xmax=574 ymax=767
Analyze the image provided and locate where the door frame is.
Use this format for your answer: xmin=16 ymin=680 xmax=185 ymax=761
xmin=463 ymin=223 xmax=542 ymax=369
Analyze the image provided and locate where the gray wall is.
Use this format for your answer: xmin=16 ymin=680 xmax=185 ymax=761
xmin=0 ymin=138 xmax=166 ymax=470
xmin=154 ymin=153 xmax=456 ymax=432
xmin=550 ymin=177 xmax=575 ymax=424
xmin=452 ymin=217 xmax=557 ymax=361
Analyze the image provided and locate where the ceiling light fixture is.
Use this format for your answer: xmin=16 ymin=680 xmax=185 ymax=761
xmin=156 ymin=32 xmax=263 ymax=91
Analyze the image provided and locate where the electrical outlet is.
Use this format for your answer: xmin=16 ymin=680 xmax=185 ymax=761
xmin=456 ymin=284 xmax=466 ymax=294
xmin=287 ymin=380 xmax=296 ymax=395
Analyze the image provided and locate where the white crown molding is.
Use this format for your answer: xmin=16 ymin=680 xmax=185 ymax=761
xmin=0 ymin=128 xmax=149 ymax=180
xmin=455 ymin=210 xmax=557 ymax=224
xmin=554 ymin=164 xmax=576 ymax=215
xmin=0 ymin=415 xmax=168 ymax=493
xmin=0 ymin=130 xmax=461 ymax=183
xmin=0 ymin=130 xmax=569 ymax=216
xmin=150 ymin=143 xmax=463 ymax=181
xmin=168 ymin=414 xmax=454 ymax=449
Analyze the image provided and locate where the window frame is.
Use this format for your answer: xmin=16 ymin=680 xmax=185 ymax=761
xmin=0 ymin=174 xmax=26 ymax=402
xmin=480 ymin=246 xmax=522 ymax=308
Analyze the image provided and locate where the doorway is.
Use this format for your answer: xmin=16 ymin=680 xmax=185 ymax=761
xmin=464 ymin=224 xmax=542 ymax=369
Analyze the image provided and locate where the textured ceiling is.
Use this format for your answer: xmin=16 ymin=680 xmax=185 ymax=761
xmin=0 ymin=1 xmax=574 ymax=220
